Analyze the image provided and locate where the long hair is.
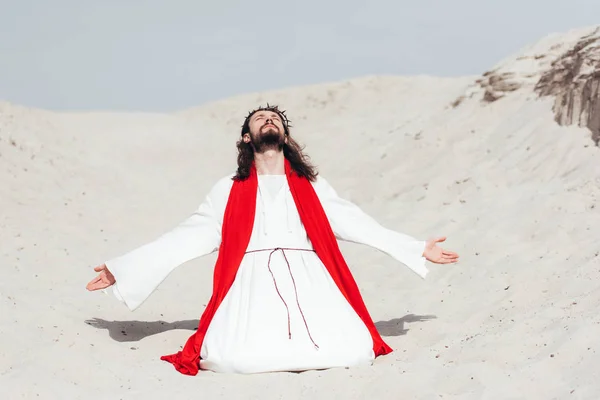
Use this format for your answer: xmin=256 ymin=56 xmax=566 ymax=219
xmin=234 ymin=104 xmax=318 ymax=182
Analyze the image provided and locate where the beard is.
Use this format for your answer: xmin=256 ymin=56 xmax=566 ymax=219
xmin=251 ymin=128 xmax=285 ymax=153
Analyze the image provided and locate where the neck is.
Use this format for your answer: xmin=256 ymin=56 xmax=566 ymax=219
xmin=254 ymin=149 xmax=285 ymax=175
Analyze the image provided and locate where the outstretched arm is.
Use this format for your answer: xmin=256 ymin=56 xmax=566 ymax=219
xmin=88 ymin=177 xmax=232 ymax=311
xmin=313 ymin=176 xmax=429 ymax=279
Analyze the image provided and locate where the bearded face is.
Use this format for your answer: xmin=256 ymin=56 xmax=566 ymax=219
xmin=246 ymin=110 xmax=286 ymax=153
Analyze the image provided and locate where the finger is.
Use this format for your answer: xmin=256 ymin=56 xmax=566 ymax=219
xmin=88 ymin=280 xmax=111 ymax=291
xmin=435 ymin=236 xmax=447 ymax=243
xmin=439 ymin=258 xmax=457 ymax=264
xmin=87 ymin=281 xmax=106 ymax=291
xmin=442 ymin=251 xmax=459 ymax=258
xmin=86 ymin=280 xmax=101 ymax=291
xmin=93 ymin=265 xmax=105 ymax=272
xmin=86 ymin=276 xmax=101 ymax=289
xmin=442 ymin=250 xmax=458 ymax=256
xmin=443 ymin=253 xmax=459 ymax=260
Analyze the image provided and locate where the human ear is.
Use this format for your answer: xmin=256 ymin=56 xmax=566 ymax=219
xmin=243 ymin=134 xmax=251 ymax=143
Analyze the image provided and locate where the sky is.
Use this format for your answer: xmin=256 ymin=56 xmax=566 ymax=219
xmin=1 ymin=0 xmax=599 ymax=112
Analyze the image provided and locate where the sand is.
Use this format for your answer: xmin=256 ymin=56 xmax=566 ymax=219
xmin=2 ymin=26 xmax=600 ymax=399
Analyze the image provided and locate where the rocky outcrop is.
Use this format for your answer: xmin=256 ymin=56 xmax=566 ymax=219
xmin=450 ymin=26 xmax=600 ymax=145
xmin=479 ymin=71 xmax=523 ymax=103
xmin=449 ymin=70 xmax=523 ymax=107
xmin=535 ymin=28 xmax=600 ymax=145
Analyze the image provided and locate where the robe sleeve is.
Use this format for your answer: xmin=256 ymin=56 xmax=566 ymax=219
xmin=313 ymin=176 xmax=429 ymax=279
xmin=104 ymin=178 xmax=231 ymax=311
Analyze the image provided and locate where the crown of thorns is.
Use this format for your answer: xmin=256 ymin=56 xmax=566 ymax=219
xmin=242 ymin=103 xmax=293 ymax=130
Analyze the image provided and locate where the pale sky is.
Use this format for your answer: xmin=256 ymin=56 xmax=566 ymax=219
xmin=1 ymin=0 xmax=599 ymax=112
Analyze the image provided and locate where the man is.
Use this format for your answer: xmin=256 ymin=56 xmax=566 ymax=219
xmin=86 ymin=105 xmax=459 ymax=376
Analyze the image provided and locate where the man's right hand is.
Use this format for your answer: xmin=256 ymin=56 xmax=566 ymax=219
xmin=86 ymin=264 xmax=116 ymax=291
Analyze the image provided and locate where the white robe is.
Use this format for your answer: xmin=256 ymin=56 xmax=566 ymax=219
xmin=105 ymin=174 xmax=428 ymax=374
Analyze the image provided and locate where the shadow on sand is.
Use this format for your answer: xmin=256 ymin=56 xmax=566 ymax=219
xmin=85 ymin=313 xmax=436 ymax=342
xmin=84 ymin=318 xmax=198 ymax=342
xmin=374 ymin=314 xmax=437 ymax=337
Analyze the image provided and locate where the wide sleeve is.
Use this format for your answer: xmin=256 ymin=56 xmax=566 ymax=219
xmin=104 ymin=179 xmax=230 ymax=311
xmin=313 ymin=176 xmax=428 ymax=279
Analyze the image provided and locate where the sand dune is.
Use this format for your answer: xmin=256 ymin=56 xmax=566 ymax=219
xmin=2 ymin=26 xmax=600 ymax=399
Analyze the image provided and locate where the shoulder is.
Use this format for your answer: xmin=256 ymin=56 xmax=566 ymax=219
xmin=206 ymin=173 xmax=236 ymax=203
xmin=311 ymin=174 xmax=336 ymax=198
xmin=311 ymin=174 xmax=329 ymax=187
xmin=213 ymin=173 xmax=236 ymax=191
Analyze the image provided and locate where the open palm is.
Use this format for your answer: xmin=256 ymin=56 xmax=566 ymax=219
xmin=86 ymin=264 xmax=115 ymax=291
xmin=423 ymin=236 xmax=459 ymax=264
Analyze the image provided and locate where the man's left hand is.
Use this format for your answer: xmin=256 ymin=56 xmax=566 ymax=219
xmin=423 ymin=236 xmax=459 ymax=264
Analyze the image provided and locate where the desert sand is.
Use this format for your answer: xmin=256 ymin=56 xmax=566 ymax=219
xmin=2 ymin=26 xmax=600 ymax=399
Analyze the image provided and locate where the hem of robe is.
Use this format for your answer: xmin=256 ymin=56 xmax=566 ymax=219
xmin=198 ymin=349 xmax=376 ymax=374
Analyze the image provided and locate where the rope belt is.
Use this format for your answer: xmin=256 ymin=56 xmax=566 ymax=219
xmin=245 ymin=247 xmax=320 ymax=349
